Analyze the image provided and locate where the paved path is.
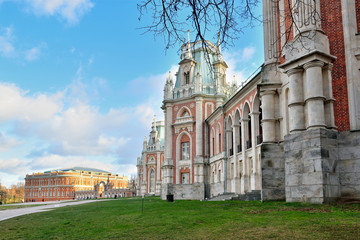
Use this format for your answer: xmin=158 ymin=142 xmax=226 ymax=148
xmin=0 ymin=199 xmax=111 ymax=222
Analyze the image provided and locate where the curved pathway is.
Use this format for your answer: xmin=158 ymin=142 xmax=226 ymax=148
xmin=0 ymin=199 xmax=112 ymax=222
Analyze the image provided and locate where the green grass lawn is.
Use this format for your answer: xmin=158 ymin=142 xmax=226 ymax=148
xmin=1 ymin=197 xmax=359 ymax=239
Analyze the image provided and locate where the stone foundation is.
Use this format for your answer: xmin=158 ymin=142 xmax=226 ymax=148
xmin=209 ymin=182 xmax=226 ymax=197
xmin=337 ymin=131 xmax=360 ymax=201
xmin=260 ymin=143 xmax=286 ymax=201
xmin=284 ymin=129 xmax=339 ymax=204
xmin=161 ymin=183 xmax=205 ymax=200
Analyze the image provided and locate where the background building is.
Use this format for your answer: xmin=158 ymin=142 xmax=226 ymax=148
xmin=136 ymin=119 xmax=165 ymax=196
xmin=25 ymin=167 xmax=129 ymax=202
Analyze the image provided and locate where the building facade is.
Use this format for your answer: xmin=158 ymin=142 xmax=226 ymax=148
xmin=25 ymin=167 xmax=129 ymax=202
xmin=138 ymin=0 xmax=360 ymax=204
xmin=136 ymin=120 xmax=165 ymax=196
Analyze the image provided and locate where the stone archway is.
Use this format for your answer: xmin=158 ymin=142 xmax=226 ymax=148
xmin=98 ymin=181 xmax=106 ymax=198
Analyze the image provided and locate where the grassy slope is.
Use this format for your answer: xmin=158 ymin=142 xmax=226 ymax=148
xmin=0 ymin=197 xmax=359 ymax=239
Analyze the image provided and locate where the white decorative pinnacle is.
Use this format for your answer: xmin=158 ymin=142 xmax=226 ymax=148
xmin=185 ymin=29 xmax=192 ymax=59
xmin=217 ymin=32 xmax=224 ymax=61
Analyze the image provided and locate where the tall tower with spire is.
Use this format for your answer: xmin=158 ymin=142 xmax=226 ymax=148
xmin=161 ymin=32 xmax=231 ymax=200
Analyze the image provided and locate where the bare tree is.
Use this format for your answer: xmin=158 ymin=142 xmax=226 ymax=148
xmin=0 ymin=182 xmax=25 ymax=204
xmin=138 ymin=0 xmax=261 ymax=50
xmin=137 ymin=0 xmax=322 ymax=56
xmin=128 ymin=175 xmax=137 ymax=190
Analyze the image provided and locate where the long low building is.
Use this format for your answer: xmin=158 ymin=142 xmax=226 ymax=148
xmin=24 ymin=167 xmax=131 ymax=202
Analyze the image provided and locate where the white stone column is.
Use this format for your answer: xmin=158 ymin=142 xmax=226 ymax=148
xmin=250 ymin=112 xmax=260 ymax=190
xmin=240 ymin=119 xmax=249 ymax=193
xmin=165 ymin=105 xmax=173 ymax=162
xmin=322 ymin=64 xmax=336 ymax=129
xmin=304 ymin=61 xmax=326 ymax=129
xmin=287 ymin=68 xmax=305 ymax=133
xmin=195 ymin=97 xmax=203 ymax=158
xmin=260 ymin=90 xmax=277 ymax=142
xmin=194 ymin=97 xmax=204 ymax=184
xmin=156 ymin=152 xmax=160 ymax=181
xmin=233 ymin=123 xmax=240 ymax=155
xmin=263 ymin=0 xmax=280 ymax=63
xmin=292 ymin=0 xmax=321 ymax=35
xmin=163 ymin=104 xmax=174 ymax=186
xmin=232 ymin=123 xmax=240 ymax=193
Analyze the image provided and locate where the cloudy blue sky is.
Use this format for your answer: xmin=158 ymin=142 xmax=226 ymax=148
xmin=0 ymin=0 xmax=263 ymax=187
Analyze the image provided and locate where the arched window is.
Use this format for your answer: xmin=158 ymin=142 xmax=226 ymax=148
xmin=149 ymin=169 xmax=155 ymax=193
xmin=210 ymin=127 xmax=215 ymax=157
xmin=243 ymin=103 xmax=251 ymax=149
xmin=226 ymin=116 xmax=233 ymax=156
xmin=234 ymin=110 xmax=241 ymax=153
xmin=181 ymin=142 xmax=190 ymax=160
xmin=206 ymin=86 xmax=211 ymax=94
xmin=217 ymin=123 xmax=222 ymax=154
xmin=218 ymin=164 xmax=221 ymax=182
xmin=181 ymin=171 xmax=189 ymax=184
xmin=184 ymin=72 xmax=190 ymax=84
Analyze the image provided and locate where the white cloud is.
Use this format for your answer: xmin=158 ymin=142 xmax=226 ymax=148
xmin=242 ymin=46 xmax=256 ymax=61
xmin=0 ymin=26 xmax=48 ymax=61
xmin=0 ymin=26 xmax=15 ymax=57
xmin=30 ymin=154 xmax=115 ymax=172
xmin=0 ymin=65 xmax=176 ymax=186
xmin=0 ymin=82 xmax=64 ymax=123
xmin=24 ymin=43 xmax=46 ymax=61
xmin=26 ymin=0 xmax=94 ymax=24
xmin=223 ymin=46 xmax=257 ymax=85
xmin=0 ymin=158 xmax=29 ymax=175
xmin=88 ymin=56 xmax=94 ymax=65
xmin=0 ymin=132 xmax=21 ymax=152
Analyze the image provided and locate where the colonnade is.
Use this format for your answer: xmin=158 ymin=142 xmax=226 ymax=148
xmin=286 ymin=61 xmax=335 ymax=132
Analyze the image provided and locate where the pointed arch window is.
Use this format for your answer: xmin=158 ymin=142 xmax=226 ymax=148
xmin=181 ymin=142 xmax=190 ymax=160
xmin=184 ymin=72 xmax=190 ymax=85
xmin=181 ymin=110 xmax=190 ymax=117
xmin=150 ymin=169 xmax=155 ymax=193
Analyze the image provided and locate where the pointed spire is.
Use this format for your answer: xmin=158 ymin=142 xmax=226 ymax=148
xmin=184 ymin=29 xmax=192 ymax=59
xmin=144 ymin=136 xmax=147 ymax=142
xmin=187 ymin=29 xmax=190 ymax=44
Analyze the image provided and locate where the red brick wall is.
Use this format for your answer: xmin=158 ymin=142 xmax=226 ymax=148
xmin=356 ymin=0 xmax=360 ymax=33
xmin=171 ymin=101 xmax=197 ymax=184
xmin=320 ymin=0 xmax=350 ymax=131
